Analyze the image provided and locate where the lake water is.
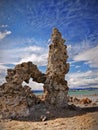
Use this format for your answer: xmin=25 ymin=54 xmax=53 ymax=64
xmin=68 ymin=89 xmax=98 ymax=96
xmin=34 ymin=89 xmax=98 ymax=96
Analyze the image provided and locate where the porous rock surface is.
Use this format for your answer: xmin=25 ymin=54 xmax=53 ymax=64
xmin=0 ymin=28 xmax=69 ymax=118
xmin=0 ymin=62 xmax=46 ymax=118
xmin=43 ymin=28 xmax=69 ymax=107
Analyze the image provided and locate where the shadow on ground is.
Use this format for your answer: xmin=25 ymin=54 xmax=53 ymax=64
xmin=12 ymin=102 xmax=98 ymax=122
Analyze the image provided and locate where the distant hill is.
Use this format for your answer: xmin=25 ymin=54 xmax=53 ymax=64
xmin=33 ymin=87 xmax=98 ymax=93
xmin=69 ymin=87 xmax=98 ymax=91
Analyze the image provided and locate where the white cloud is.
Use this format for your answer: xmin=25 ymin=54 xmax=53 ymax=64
xmin=19 ymin=53 xmax=48 ymax=66
xmin=22 ymin=46 xmax=42 ymax=52
xmin=67 ymin=70 xmax=98 ymax=88
xmin=73 ymin=45 xmax=98 ymax=68
xmin=67 ymin=40 xmax=91 ymax=59
xmin=0 ymin=45 xmax=48 ymax=66
xmin=0 ymin=64 xmax=7 ymax=85
xmin=17 ymin=45 xmax=48 ymax=66
xmin=66 ymin=44 xmax=98 ymax=89
xmin=22 ymin=78 xmax=44 ymax=90
xmin=0 ymin=30 xmax=11 ymax=40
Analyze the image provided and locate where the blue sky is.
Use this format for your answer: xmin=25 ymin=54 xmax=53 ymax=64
xmin=0 ymin=0 xmax=98 ymax=90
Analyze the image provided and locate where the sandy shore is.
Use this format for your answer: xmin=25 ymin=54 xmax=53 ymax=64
xmin=0 ymin=111 xmax=98 ymax=130
xmin=0 ymin=94 xmax=98 ymax=130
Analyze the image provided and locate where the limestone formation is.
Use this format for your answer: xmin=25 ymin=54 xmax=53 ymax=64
xmin=0 ymin=62 xmax=46 ymax=118
xmin=43 ymin=28 xmax=69 ymax=107
xmin=0 ymin=28 xmax=69 ymax=118
xmin=6 ymin=61 xmax=46 ymax=84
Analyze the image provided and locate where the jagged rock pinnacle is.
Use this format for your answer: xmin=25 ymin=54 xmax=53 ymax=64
xmin=43 ymin=28 xmax=69 ymax=107
xmin=51 ymin=28 xmax=66 ymax=45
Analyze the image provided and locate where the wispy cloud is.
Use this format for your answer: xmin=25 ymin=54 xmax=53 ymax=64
xmin=75 ymin=65 xmax=80 ymax=69
xmin=67 ymin=70 xmax=98 ymax=88
xmin=0 ymin=45 xmax=48 ymax=66
xmin=67 ymin=40 xmax=91 ymax=59
xmin=0 ymin=30 xmax=11 ymax=40
xmin=67 ymin=45 xmax=98 ymax=88
xmin=73 ymin=45 xmax=98 ymax=68
xmin=19 ymin=53 xmax=48 ymax=66
xmin=0 ymin=24 xmax=8 ymax=28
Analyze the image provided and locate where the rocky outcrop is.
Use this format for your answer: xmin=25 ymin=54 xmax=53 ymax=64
xmin=0 ymin=28 xmax=69 ymax=118
xmin=0 ymin=62 xmax=46 ymax=118
xmin=6 ymin=61 xmax=46 ymax=84
xmin=43 ymin=28 xmax=69 ymax=107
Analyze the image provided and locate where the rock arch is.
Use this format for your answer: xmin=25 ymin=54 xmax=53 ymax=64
xmin=0 ymin=62 xmax=46 ymax=118
xmin=6 ymin=61 xmax=46 ymax=84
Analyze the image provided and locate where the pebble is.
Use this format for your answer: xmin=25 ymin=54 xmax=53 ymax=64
xmin=40 ymin=115 xmax=47 ymax=121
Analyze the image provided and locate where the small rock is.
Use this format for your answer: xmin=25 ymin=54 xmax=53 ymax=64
xmin=92 ymin=102 xmax=97 ymax=106
xmin=80 ymin=98 xmax=92 ymax=104
xmin=40 ymin=115 xmax=47 ymax=121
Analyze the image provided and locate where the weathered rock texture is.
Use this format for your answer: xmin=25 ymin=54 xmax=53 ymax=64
xmin=0 ymin=28 xmax=69 ymax=118
xmin=0 ymin=62 xmax=46 ymax=118
xmin=43 ymin=28 xmax=69 ymax=107
xmin=44 ymin=28 xmax=69 ymax=107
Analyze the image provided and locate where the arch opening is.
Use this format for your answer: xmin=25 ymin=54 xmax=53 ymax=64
xmin=22 ymin=78 xmax=44 ymax=95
